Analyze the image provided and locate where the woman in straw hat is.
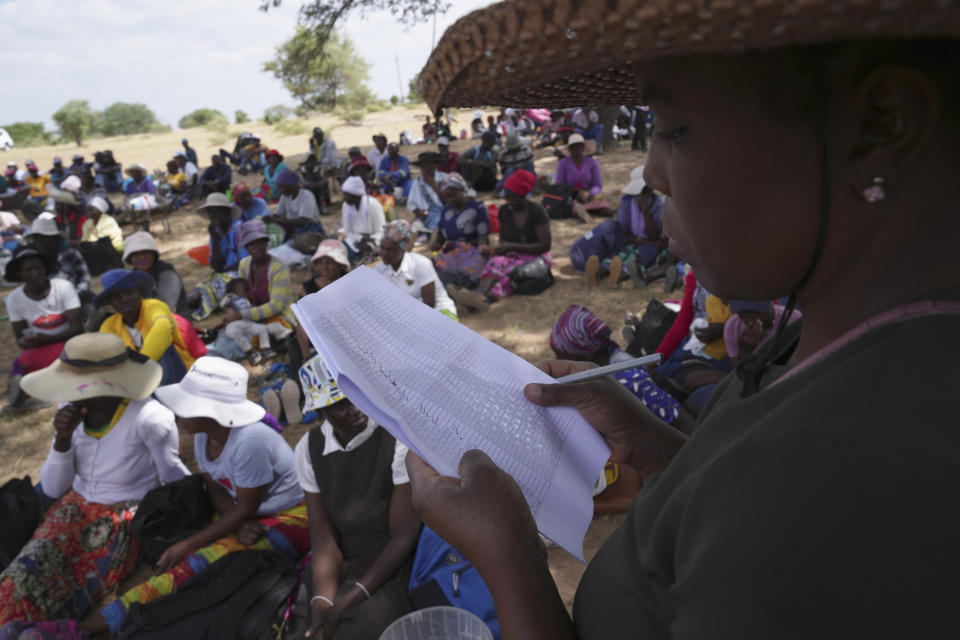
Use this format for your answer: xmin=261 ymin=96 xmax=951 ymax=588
xmin=408 ymin=1 xmax=960 ymax=637
xmin=84 ymin=356 xmax=308 ymax=636
xmin=184 ymin=192 xmax=248 ymax=321
xmin=0 ymin=334 xmax=187 ymax=631
xmin=123 ymin=163 xmax=156 ymax=197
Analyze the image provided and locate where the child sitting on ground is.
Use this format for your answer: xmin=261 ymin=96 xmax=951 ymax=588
xmin=221 ymin=278 xmax=291 ymax=365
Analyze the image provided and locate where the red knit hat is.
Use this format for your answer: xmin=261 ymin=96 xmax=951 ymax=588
xmin=503 ymin=169 xmax=536 ymax=197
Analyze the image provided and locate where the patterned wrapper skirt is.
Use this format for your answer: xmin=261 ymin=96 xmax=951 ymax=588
xmin=479 ymin=252 xmax=552 ymax=300
xmin=433 ymin=241 xmax=488 ymax=284
xmin=0 ymin=491 xmax=140 ymax=625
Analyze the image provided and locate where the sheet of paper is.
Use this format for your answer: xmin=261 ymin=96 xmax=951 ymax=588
xmin=293 ymin=267 xmax=610 ymax=560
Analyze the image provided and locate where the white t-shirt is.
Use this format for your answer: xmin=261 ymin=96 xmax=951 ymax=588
xmin=276 ymin=188 xmax=320 ymax=222
xmin=194 ymin=421 xmax=303 ymax=516
xmin=5 ymin=277 xmax=81 ymax=337
xmin=294 ymin=419 xmax=409 ymax=494
xmin=375 ymin=251 xmax=457 ymax=316
xmin=367 ymin=148 xmax=386 ymax=173
xmin=39 ymin=398 xmax=189 ymax=504
xmin=184 ymin=161 xmax=199 ymax=182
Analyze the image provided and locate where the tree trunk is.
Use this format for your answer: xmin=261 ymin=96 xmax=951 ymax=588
xmin=598 ymin=105 xmax=620 ymax=152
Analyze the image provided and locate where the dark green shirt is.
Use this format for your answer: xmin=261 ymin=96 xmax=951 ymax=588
xmin=575 ymin=311 xmax=960 ymax=638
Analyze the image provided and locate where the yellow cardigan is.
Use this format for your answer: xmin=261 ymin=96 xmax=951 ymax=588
xmin=100 ymin=298 xmax=195 ymax=370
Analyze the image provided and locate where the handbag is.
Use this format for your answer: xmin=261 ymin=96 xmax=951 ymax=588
xmin=508 ymin=256 xmax=554 ymax=295
xmin=129 ymin=474 xmax=214 ymax=565
xmin=626 ymin=299 xmax=678 ymax=356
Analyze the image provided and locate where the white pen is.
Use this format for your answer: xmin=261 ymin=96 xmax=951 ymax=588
xmin=555 ymin=353 xmax=663 ymax=384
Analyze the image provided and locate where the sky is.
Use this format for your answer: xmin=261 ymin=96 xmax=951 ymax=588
xmin=0 ymin=0 xmax=490 ymax=132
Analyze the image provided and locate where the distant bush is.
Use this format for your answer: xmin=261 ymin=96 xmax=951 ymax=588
xmin=179 ymin=108 xmax=227 ymax=129
xmin=365 ymin=100 xmax=391 ymax=113
xmin=390 ymin=95 xmax=399 ymax=106
xmin=273 ymin=119 xmax=309 ymax=136
xmin=340 ymin=110 xmax=365 ymax=125
xmin=235 ymin=110 xmax=250 ymax=124
xmin=1 ymin=122 xmax=47 ymax=146
xmin=95 ymin=102 xmax=158 ymax=136
xmin=263 ymin=105 xmax=295 ymax=125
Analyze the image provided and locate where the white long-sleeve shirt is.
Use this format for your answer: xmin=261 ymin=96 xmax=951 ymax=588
xmin=40 ymin=397 xmax=189 ymax=504
xmin=340 ymin=196 xmax=386 ymax=250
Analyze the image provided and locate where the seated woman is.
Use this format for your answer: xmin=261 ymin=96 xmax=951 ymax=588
xmin=376 ymin=221 xmax=459 ymax=320
xmin=80 ymin=195 xmax=124 ymax=254
xmin=123 ymin=231 xmax=189 ymax=316
xmin=260 ymin=149 xmax=288 ymax=202
xmin=549 ymin=304 xmax=694 ymax=433
xmin=186 ymin=193 xmax=249 ymax=320
xmin=429 ymin=173 xmax=491 ymax=287
xmin=339 ymin=176 xmax=386 ymax=265
xmin=555 ymin=133 xmax=610 ymax=222
xmin=448 ymin=170 xmax=551 ymax=312
xmin=4 ymin=246 xmax=83 ymax=408
xmin=80 ymin=356 xmax=309 ymax=636
xmin=0 ymin=333 xmax=187 ymax=632
xmin=123 ymin=163 xmax=156 ymax=196
xmin=230 ymin=220 xmax=298 ymax=330
xmin=407 ymin=152 xmax=448 ymax=245
xmin=232 ymin=180 xmax=270 ymax=221
xmin=294 ymin=363 xmax=421 ymax=639
xmin=97 ymin=269 xmax=196 ymax=384
xmin=47 ymin=180 xmax=87 ymax=241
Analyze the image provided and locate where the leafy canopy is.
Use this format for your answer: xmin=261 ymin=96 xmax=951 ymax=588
xmin=95 ymin=102 xmax=158 ymax=137
xmin=53 ymin=100 xmax=95 ymax=147
xmin=179 ymin=108 xmax=227 ymax=129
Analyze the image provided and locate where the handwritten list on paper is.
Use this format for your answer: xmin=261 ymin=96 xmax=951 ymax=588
xmin=294 ymin=267 xmax=610 ymax=559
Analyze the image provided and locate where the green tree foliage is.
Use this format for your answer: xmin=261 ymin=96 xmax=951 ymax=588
xmin=261 ymin=0 xmax=449 ymax=59
xmin=178 ymin=108 xmax=227 ymax=129
xmin=407 ymin=72 xmax=421 ymax=103
xmin=264 ymin=28 xmax=371 ymax=111
xmin=52 ymin=100 xmax=95 ymax=146
xmin=94 ymin=102 xmax=158 ymax=136
xmin=263 ymin=104 xmax=295 ymax=124
xmin=1 ymin=122 xmax=47 ymax=146
xmin=235 ymin=110 xmax=251 ymax=124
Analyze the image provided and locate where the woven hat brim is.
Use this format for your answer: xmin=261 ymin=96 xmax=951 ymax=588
xmin=21 ymin=358 xmax=162 ymax=403
xmin=418 ymin=0 xmax=960 ymax=112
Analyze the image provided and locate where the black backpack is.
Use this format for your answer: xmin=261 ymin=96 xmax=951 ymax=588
xmin=117 ymin=550 xmax=298 ymax=640
xmin=0 ymin=476 xmax=40 ymax=571
xmin=541 ymin=183 xmax=574 ymax=219
xmin=129 ymin=475 xmax=214 ymax=565
xmin=626 ymin=299 xmax=678 ymax=357
xmin=508 ymin=256 xmax=554 ymax=295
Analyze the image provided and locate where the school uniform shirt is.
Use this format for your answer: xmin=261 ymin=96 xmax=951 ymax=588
xmin=275 ymin=188 xmax=320 ymax=222
xmin=4 ymin=278 xmax=80 ymax=338
xmin=195 ymin=421 xmax=302 ymax=516
xmin=39 ymin=398 xmax=188 ymax=504
xmin=374 ymin=251 xmax=457 ymax=317
xmin=294 ymin=419 xmax=409 ymax=494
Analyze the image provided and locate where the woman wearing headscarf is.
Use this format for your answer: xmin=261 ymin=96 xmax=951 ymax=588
xmin=376 ymin=220 xmax=458 ymax=320
xmin=339 ymin=175 xmax=386 ymax=264
xmin=80 ymin=195 xmax=124 ymax=254
xmin=4 ymin=246 xmax=83 ymax=407
xmin=98 ymin=269 xmax=196 ymax=385
xmin=429 ymin=173 xmax=491 ymax=287
xmin=406 ymin=1 xmax=960 ymax=637
xmin=0 ymin=334 xmax=187 ymax=633
xmin=448 ymin=170 xmax=551 ymax=312
xmin=232 ymin=180 xmax=269 ymax=221
xmin=260 ymin=149 xmax=288 ymax=202
xmin=80 ymin=357 xmax=308 ymax=636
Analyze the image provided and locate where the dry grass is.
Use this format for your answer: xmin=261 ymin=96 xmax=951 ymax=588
xmin=1 ymin=105 xmax=663 ymax=599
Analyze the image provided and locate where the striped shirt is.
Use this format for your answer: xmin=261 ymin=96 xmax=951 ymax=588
xmin=236 ymin=255 xmax=298 ymax=327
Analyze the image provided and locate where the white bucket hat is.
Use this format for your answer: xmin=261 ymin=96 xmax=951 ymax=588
xmin=123 ymin=231 xmax=160 ymax=264
xmin=622 ymin=165 xmax=648 ymax=195
xmin=25 ymin=212 xmax=61 ymax=237
xmin=154 ymin=356 xmax=265 ymax=427
xmin=87 ymin=196 xmax=110 ymax=214
xmin=22 ymin=333 xmax=162 ymax=402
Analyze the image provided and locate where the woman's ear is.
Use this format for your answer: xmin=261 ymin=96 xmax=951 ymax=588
xmin=848 ymin=65 xmax=943 ymax=197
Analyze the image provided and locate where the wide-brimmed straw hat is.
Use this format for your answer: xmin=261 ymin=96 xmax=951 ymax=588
xmin=21 ymin=333 xmax=162 ymax=402
xmin=196 ymin=192 xmax=240 ymax=218
xmin=123 ymin=231 xmax=160 ymax=264
xmin=125 ymin=162 xmax=147 ymax=175
xmin=155 ymin=356 xmax=265 ymax=427
xmin=559 ymin=134 xmax=597 ymax=158
xmin=417 ymin=0 xmax=960 ymax=112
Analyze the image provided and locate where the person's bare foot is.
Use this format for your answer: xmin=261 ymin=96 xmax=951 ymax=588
xmin=585 ymin=255 xmax=600 ymax=288
xmin=449 ymin=286 xmax=490 ymax=313
xmin=607 ymin=256 xmax=622 ymax=288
